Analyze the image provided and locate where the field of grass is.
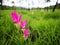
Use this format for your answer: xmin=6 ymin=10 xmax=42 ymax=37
xmin=0 ymin=9 xmax=60 ymax=45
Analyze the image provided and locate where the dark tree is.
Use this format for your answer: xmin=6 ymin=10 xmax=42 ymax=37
xmin=11 ymin=1 xmax=15 ymax=9
xmin=0 ymin=0 xmax=2 ymax=9
xmin=46 ymin=0 xmax=50 ymax=2
xmin=0 ymin=0 xmax=2 ymax=6
xmin=53 ymin=0 xmax=58 ymax=12
xmin=45 ymin=0 xmax=50 ymax=11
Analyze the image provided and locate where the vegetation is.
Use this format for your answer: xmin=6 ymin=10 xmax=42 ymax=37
xmin=0 ymin=9 xmax=60 ymax=45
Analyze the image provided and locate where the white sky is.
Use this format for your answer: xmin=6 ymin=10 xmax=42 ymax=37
xmin=2 ymin=0 xmax=60 ymax=8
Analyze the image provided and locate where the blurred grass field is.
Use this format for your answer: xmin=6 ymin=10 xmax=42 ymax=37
xmin=0 ymin=9 xmax=60 ymax=45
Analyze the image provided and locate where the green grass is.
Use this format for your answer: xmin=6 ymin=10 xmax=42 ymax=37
xmin=0 ymin=9 xmax=60 ymax=45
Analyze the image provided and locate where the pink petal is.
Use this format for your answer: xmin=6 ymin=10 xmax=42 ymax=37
xmin=11 ymin=11 xmax=19 ymax=23
xmin=21 ymin=20 xmax=28 ymax=29
xmin=24 ymin=28 xmax=29 ymax=37
xmin=11 ymin=11 xmax=22 ymax=23
xmin=19 ymin=15 xmax=22 ymax=23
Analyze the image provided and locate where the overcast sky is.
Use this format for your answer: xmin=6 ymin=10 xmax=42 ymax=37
xmin=2 ymin=0 xmax=60 ymax=8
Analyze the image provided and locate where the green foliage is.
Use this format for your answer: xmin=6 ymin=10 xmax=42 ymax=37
xmin=0 ymin=9 xmax=60 ymax=45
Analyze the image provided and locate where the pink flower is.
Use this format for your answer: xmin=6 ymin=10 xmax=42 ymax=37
xmin=11 ymin=11 xmax=22 ymax=29
xmin=21 ymin=20 xmax=28 ymax=29
xmin=23 ymin=28 xmax=29 ymax=39
xmin=11 ymin=11 xmax=22 ymax=23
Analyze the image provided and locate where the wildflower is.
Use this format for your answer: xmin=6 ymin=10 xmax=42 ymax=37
xmin=11 ymin=11 xmax=29 ymax=40
xmin=11 ymin=11 xmax=22 ymax=23
xmin=23 ymin=28 xmax=29 ymax=40
xmin=21 ymin=20 xmax=28 ymax=29
xmin=11 ymin=11 xmax=22 ymax=29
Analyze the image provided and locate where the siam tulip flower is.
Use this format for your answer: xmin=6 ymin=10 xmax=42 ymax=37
xmin=11 ymin=11 xmax=29 ymax=40
xmin=21 ymin=20 xmax=28 ymax=29
xmin=11 ymin=11 xmax=22 ymax=23
xmin=23 ymin=28 xmax=29 ymax=40
xmin=11 ymin=11 xmax=22 ymax=29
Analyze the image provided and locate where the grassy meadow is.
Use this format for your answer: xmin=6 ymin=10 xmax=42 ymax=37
xmin=0 ymin=9 xmax=60 ymax=45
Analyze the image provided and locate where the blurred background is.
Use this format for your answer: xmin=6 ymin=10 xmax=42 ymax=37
xmin=0 ymin=0 xmax=60 ymax=9
xmin=0 ymin=0 xmax=60 ymax=45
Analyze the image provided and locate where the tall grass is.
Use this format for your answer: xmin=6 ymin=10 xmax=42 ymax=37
xmin=0 ymin=9 xmax=60 ymax=45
